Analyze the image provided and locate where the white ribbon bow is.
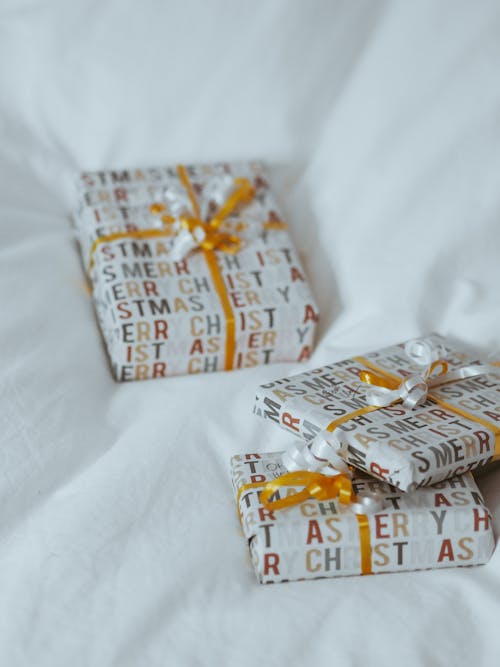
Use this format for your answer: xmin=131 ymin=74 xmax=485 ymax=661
xmin=363 ymin=371 xmax=431 ymax=409
xmin=152 ymin=173 xmax=262 ymax=261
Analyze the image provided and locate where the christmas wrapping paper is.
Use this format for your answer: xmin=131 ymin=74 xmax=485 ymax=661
xmin=231 ymin=451 xmax=495 ymax=584
xmin=72 ymin=161 xmax=318 ymax=380
xmin=254 ymin=334 xmax=500 ymax=491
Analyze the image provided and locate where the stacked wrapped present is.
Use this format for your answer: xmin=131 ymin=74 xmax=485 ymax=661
xmin=231 ymin=334 xmax=499 ymax=583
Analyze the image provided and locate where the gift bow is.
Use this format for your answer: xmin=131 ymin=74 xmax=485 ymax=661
xmin=260 ymin=470 xmax=354 ymax=510
xmin=259 ymin=469 xmax=384 ymax=515
xmin=360 ymin=359 xmax=449 ymax=409
xmin=360 ymin=357 xmax=500 ymax=410
xmin=150 ymin=166 xmax=256 ymax=261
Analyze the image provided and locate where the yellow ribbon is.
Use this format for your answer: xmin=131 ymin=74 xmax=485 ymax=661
xmin=86 ymin=164 xmax=258 ymax=372
xmin=236 ymin=471 xmax=373 ymax=575
xmin=259 ymin=470 xmax=355 ymax=510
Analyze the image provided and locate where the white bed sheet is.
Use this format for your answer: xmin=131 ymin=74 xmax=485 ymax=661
xmin=1 ymin=1 xmax=500 ymax=665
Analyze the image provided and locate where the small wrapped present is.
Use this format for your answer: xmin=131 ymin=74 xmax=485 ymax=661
xmin=231 ymin=451 xmax=495 ymax=583
xmin=73 ymin=161 xmax=318 ymax=380
xmin=254 ymin=334 xmax=500 ymax=491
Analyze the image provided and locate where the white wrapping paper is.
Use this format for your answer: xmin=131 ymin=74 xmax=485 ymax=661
xmin=231 ymin=451 xmax=495 ymax=584
xmin=73 ymin=161 xmax=318 ymax=380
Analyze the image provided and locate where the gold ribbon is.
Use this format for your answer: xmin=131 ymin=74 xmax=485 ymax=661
xmin=325 ymin=355 xmax=500 ymax=457
xmin=86 ymin=164 xmax=258 ymax=372
xmin=236 ymin=471 xmax=373 ymax=575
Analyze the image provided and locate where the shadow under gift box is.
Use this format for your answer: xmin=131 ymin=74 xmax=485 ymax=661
xmin=72 ymin=161 xmax=319 ymax=381
xmin=231 ymin=451 xmax=495 ymax=584
xmin=254 ymin=333 xmax=500 ymax=491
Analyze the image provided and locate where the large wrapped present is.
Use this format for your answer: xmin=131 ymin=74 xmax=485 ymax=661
xmin=231 ymin=451 xmax=495 ymax=584
xmin=254 ymin=334 xmax=500 ymax=491
xmin=73 ymin=161 xmax=318 ymax=380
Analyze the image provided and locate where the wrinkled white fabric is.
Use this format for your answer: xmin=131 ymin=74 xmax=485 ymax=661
xmin=1 ymin=1 xmax=500 ymax=665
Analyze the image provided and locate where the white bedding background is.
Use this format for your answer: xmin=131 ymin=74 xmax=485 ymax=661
xmin=1 ymin=1 xmax=500 ymax=665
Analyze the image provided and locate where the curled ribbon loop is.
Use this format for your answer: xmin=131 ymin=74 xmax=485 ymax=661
xmin=404 ymin=338 xmax=448 ymax=366
xmin=259 ymin=470 xmax=385 ymax=515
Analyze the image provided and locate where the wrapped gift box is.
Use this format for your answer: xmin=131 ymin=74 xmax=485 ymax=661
xmin=254 ymin=334 xmax=500 ymax=491
xmin=231 ymin=451 xmax=495 ymax=584
xmin=73 ymin=161 xmax=318 ymax=380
